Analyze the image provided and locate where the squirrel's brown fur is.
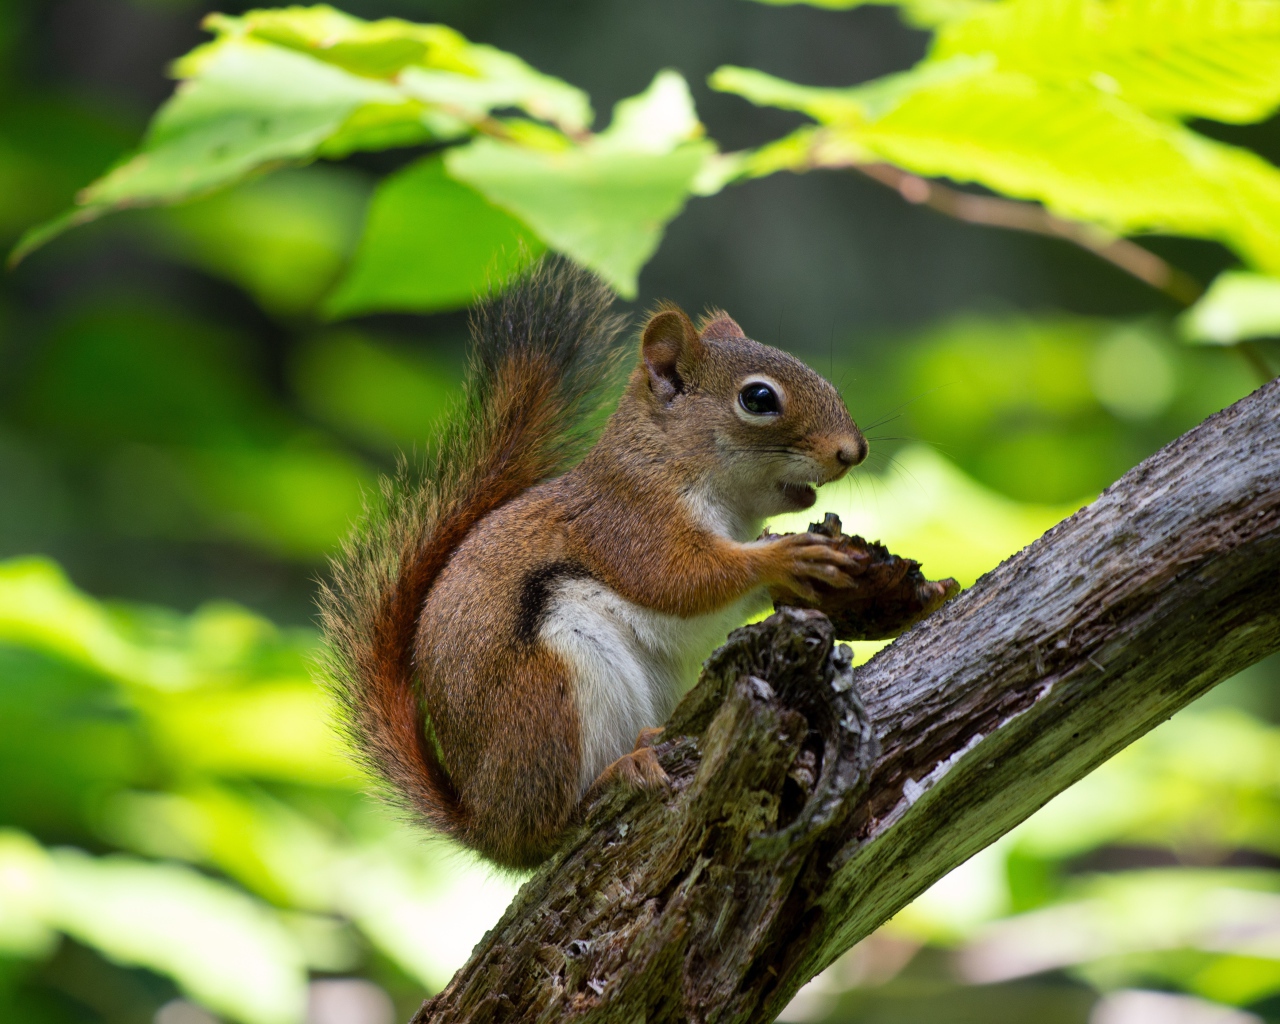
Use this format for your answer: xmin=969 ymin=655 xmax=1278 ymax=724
xmin=319 ymin=259 xmax=626 ymax=848
xmin=321 ymin=258 xmax=867 ymax=869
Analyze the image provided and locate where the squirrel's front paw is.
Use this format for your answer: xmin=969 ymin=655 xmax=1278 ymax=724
xmin=768 ymin=532 xmax=867 ymax=601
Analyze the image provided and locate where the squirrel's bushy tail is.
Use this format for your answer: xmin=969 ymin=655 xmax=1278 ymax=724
xmin=318 ymin=257 xmax=625 ymax=837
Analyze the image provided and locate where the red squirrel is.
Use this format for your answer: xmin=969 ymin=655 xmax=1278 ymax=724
xmin=321 ymin=259 xmax=868 ymax=869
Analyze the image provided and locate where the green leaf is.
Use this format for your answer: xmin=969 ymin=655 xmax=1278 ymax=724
xmin=50 ymin=848 xmax=308 ymax=1024
xmin=151 ymin=166 xmax=371 ymax=317
xmin=199 ymin=6 xmax=590 ymax=132
xmin=97 ymin=41 xmax=400 ymax=207
xmin=12 ymin=5 xmax=590 ymax=263
xmin=934 ymin=0 xmax=1280 ymax=124
xmin=446 ymin=139 xmax=710 ymax=298
xmin=601 ymin=68 xmax=704 ymax=152
xmin=397 ymin=49 xmax=591 ymax=133
xmin=0 ymin=830 xmax=309 ymax=1024
xmin=324 ymin=155 xmax=540 ymax=318
xmin=12 ymin=40 xmax=399 ymax=262
xmin=447 ymin=72 xmax=714 ymax=297
xmin=190 ymin=6 xmax=468 ymax=79
xmin=0 ymin=832 xmax=56 ymax=958
xmin=1180 ymin=270 xmax=1280 ymax=345
xmin=712 ymin=59 xmax=1280 ymax=273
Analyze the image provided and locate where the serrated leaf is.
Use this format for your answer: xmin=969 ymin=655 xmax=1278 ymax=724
xmin=1180 ymin=270 xmax=1280 ymax=345
xmin=713 ymin=59 xmax=1280 ymax=273
xmin=935 ymin=0 xmax=1280 ymax=124
xmin=324 ymin=155 xmax=541 ymax=318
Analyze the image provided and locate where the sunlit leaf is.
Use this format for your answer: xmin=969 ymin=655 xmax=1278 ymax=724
xmin=323 ymin=155 xmax=540 ymax=318
xmin=447 ymin=138 xmax=710 ymax=298
xmin=11 ymin=5 xmax=590 ymax=264
xmin=201 ymin=6 xmax=590 ymax=131
xmin=93 ymin=41 xmax=396 ymax=204
xmin=602 ymin=69 xmax=703 ymax=153
xmin=188 ymin=6 xmax=469 ymax=79
xmin=712 ymin=60 xmax=1280 ymax=273
xmin=51 ymin=848 xmax=308 ymax=1024
xmin=1180 ymin=270 xmax=1280 ymax=345
xmin=447 ymin=73 xmax=713 ymax=297
xmin=10 ymin=41 xmax=400 ymax=265
xmin=0 ymin=831 xmax=57 ymax=958
xmin=746 ymin=0 xmax=1280 ymax=120
xmin=935 ymin=0 xmax=1280 ymax=124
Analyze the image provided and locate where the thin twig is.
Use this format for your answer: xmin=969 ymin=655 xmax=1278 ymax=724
xmin=853 ymin=162 xmax=1205 ymax=307
xmin=852 ymin=162 xmax=1279 ymax=385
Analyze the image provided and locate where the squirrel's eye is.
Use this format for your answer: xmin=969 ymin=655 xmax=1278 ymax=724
xmin=739 ymin=382 xmax=781 ymax=416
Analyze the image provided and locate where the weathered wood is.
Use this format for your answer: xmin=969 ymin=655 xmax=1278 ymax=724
xmin=417 ymin=378 xmax=1280 ymax=1024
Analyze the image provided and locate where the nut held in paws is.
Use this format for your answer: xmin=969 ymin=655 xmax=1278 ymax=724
xmin=768 ymin=513 xmax=961 ymax=640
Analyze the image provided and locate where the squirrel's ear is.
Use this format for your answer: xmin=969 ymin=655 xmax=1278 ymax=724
xmin=642 ymin=307 xmax=703 ymax=404
xmin=698 ymin=312 xmax=746 ymax=342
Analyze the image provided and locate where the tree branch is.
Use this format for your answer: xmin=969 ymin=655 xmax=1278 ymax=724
xmin=417 ymin=378 xmax=1280 ymax=1024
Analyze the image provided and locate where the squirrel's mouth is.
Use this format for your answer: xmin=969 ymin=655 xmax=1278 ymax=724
xmin=779 ymin=482 xmax=818 ymax=510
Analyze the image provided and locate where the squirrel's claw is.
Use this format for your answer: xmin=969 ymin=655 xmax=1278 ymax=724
xmin=586 ymin=744 xmax=671 ymax=803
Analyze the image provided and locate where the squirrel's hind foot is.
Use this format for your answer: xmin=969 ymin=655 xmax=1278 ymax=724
xmin=584 ymin=730 xmax=671 ymax=803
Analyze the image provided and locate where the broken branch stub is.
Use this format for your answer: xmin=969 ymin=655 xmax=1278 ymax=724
xmin=415 ymin=608 xmax=876 ymax=1024
xmin=771 ymin=513 xmax=960 ymax=640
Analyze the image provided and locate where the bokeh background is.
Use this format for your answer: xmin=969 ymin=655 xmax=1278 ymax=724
xmin=3 ymin=0 xmax=1280 ymax=1022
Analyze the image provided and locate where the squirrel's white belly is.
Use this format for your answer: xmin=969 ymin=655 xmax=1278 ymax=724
xmin=540 ymin=577 xmax=766 ymax=792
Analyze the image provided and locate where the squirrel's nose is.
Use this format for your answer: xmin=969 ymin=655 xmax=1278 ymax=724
xmin=836 ymin=433 xmax=869 ymax=468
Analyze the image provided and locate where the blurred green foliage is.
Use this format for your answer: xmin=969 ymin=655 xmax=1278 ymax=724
xmin=841 ymin=314 xmax=1258 ymax=503
xmin=0 ymin=559 xmax=518 ymax=1024
xmin=1 ymin=0 xmax=1279 ymax=1023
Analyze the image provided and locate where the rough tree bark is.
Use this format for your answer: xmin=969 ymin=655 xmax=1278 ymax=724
xmin=417 ymin=378 xmax=1280 ymax=1024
